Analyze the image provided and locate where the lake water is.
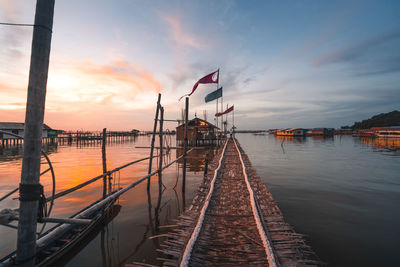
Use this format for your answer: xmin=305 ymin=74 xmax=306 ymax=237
xmin=0 ymin=134 xmax=399 ymax=266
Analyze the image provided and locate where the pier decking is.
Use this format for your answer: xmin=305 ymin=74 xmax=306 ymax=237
xmin=159 ymin=138 xmax=319 ymax=266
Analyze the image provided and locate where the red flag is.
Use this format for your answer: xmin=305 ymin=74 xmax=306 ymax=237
xmin=215 ymin=105 xmax=234 ymax=117
xmin=179 ymin=69 xmax=219 ymax=101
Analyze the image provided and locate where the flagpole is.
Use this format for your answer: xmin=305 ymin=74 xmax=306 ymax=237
xmin=233 ymin=105 xmax=235 ymax=137
xmin=220 ymin=69 xmax=223 ymax=136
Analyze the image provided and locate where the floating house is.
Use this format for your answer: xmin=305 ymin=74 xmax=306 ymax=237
xmin=0 ymin=122 xmax=55 ymax=139
xmin=276 ymin=128 xmax=307 ymax=136
xmin=308 ymin=128 xmax=334 ymax=136
xmin=176 ymin=118 xmax=219 ymax=146
xmin=373 ymin=126 xmax=400 ymax=138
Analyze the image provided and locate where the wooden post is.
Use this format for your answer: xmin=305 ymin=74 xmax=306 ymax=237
xmin=102 ymin=128 xmax=107 ymax=198
xmin=155 ymin=106 xmax=164 ymax=232
xmin=147 ymin=93 xmax=161 ymax=191
xmin=204 ymin=151 xmax=209 ymax=176
xmin=158 ymin=106 xmax=164 ymax=181
xmin=182 ymin=97 xmax=189 ymax=194
xmin=17 ymin=1 xmax=55 ymax=266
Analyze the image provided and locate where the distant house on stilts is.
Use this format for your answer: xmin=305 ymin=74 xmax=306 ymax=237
xmin=176 ymin=118 xmax=219 ymax=146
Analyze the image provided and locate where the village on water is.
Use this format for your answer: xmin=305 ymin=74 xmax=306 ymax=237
xmin=1 ymin=1 xmax=399 ymax=267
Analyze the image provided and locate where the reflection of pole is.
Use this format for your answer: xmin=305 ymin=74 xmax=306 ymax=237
xmin=147 ymin=93 xmax=161 ymax=191
xmin=101 ymin=229 xmax=107 ymax=267
xmin=102 ymin=128 xmax=107 ymax=198
xmin=182 ymin=97 xmax=189 ymax=194
xmin=17 ymin=1 xmax=55 ymax=266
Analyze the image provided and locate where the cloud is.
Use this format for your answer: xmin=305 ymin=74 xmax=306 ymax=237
xmin=0 ymin=1 xmax=33 ymax=74
xmin=354 ymin=56 xmax=400 ymax=76
xmin=313 ymin=30 xmax=400 ymax=67
xmin=47 ymin=58 xmax=162 ymax=108
xmin=161 ymin=14 xmax=207 ymax=50
xmin=0 ymin=0 xmax=20 ymax=19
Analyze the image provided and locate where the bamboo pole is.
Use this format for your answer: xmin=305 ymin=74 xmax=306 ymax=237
xmin=16 ymin=1 xmax=55 ymax=266
xmin=182 ymin=97 xmax=189 ymax=194
xmin=102 ymin=128 xmax=107 ymax=198
xmin=155 ymin=106 xmax=164 ymax=232
xmin=158 ymin=106 xmax=164 ymax=183
xmin=148 ymin=93 xmax=161 ymax=191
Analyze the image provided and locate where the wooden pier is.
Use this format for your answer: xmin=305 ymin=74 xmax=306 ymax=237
xmin=158 ymin=138 xmax=320 ymax=266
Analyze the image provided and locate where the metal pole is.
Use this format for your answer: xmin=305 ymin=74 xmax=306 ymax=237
xmin=17 ymin=1 xmax=55 ymax=265
xmin=147 ymin=93 xmax=161 ymax=191
xmin=182 ymin=97 xmax=189 ymax=194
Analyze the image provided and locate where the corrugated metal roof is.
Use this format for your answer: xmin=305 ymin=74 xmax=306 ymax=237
xmin=0 ymin=122 xmax=52 ymax=130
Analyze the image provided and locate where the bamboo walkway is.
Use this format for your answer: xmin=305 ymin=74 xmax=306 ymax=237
xmin=159 ymin=138 xmax=320 ymax=266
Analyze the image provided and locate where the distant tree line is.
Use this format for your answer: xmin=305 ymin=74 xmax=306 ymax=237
xmin=341 ymin=110 xmax=400 ymax=129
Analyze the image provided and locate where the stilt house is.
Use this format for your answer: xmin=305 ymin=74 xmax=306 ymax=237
xmin=176 ymin=118 xmax=218 ymax=146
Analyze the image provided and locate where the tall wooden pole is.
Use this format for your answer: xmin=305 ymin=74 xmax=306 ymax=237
xmin=182 ymin=97 xmax=189 ymax=194
xmin=102 ymin=128 xmax=107 ymax=198
xmin=17 ymin=1 xmax=55 ymax=266
xmin=158 ymin=106 xmax=164 ymax=182
xmin=155 ymin=106 xmax=164 ymax=232
xmin=147 ymin=93 xmax=161 ymax=191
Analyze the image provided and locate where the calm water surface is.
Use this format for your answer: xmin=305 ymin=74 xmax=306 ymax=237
xmin=237 ymin=134 xmax=400 ymax=267
xmin=1 ymin=134 xmax=399 ymax=266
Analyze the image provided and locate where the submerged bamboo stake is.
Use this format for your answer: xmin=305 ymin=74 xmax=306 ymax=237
xmin=17 ymin=1 xmax=55 ymax=266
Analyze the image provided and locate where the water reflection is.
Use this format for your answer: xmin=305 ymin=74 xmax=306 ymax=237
xmin=275 ymin=135 xmax=307 ymax=143
xmin=176 ymin=147 xmax=216 ymax=173
xmin=358 ymin=137 xmax=400 ymax=151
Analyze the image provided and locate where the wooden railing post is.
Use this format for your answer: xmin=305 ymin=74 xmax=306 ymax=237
xmin=158 ymin=106 xmax=164 ymax=182
xmin=147 ymin=93 xmax=161 ymax=191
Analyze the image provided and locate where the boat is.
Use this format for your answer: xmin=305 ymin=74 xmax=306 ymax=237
xmin=0 ymin=196 xmax=120 ymax=266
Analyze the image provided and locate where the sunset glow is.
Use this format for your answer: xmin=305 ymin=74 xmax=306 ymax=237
xmin=1 ymin=1 xmax=399 ymax=131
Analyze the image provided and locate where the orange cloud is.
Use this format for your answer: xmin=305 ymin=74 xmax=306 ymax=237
xmin=46 ymin=58 xmax=162 ymax=111
xmin=161 ymin=14 xmax=207 ymax=50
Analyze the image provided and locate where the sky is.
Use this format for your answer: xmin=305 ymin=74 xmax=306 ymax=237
xmin=0 ymin=0 xmax=399 ymax=131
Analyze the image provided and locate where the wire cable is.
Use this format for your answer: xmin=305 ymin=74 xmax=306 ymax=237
xmin=0 ymin=22 xmax=52 ymax=32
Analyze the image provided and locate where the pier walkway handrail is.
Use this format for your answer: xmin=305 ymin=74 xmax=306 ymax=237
xmin=0 ymin=148 xmax=194 ymax=266
xmin=35 ymin=148 xmax=194 ymax=248
xmin=48 ymin=155 xmax=155 ymax=202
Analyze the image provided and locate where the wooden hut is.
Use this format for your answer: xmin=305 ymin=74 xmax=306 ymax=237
xmin=176 ymin=118 xmax=218 ymax=146
xmin=0 ymin=122 xmax=56 ymax=146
